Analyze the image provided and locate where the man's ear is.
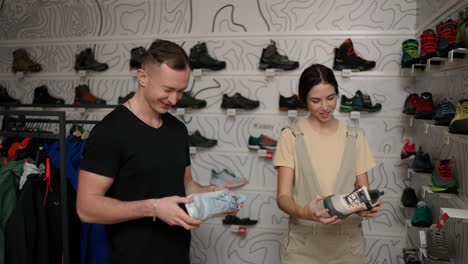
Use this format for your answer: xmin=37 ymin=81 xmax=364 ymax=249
xmin=136 ymin=68 xmax=147 ymax=88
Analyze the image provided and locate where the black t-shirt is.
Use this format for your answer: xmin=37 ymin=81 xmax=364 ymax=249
xmin=80 ymin=106 xmax=191 ymax=264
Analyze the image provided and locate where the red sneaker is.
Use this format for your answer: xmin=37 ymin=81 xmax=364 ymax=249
xmin=400 ymin=139 xmax=416 ymax=159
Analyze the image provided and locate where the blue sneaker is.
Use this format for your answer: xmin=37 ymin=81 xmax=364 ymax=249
xmin=185 ymin=190 xmax=246 ymax=220
xmin=434 ymin=99 xmax=456 ymax=126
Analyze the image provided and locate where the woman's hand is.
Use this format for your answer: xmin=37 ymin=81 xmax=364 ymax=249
xmin=360 ymin=199 xmax=383 ymax=220
xmin=304 ymin=195 xmax=341 ymax=224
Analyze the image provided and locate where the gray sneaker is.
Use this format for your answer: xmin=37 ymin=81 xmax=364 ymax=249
xmin=323 ymin=186 xmax=384 ymax=219
xmin=210 ymin=169 xmax=248 ymax=188
xmin=426 ymin=226 xmax=452 ymax=263
xmin=185 ymin=190 xmax=246 ymax=220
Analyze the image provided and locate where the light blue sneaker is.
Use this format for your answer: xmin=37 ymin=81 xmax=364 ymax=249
xmin=185 ymin=190 xmax=246 ymax=220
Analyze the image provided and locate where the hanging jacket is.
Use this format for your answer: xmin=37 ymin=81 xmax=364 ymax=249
xmin=0 ymin=159 xmax=33 ymax=264
xmin=46 ymin=136 xmax=109 ymax=264
xmin=5 ymin=173 xmax=49 ymax=264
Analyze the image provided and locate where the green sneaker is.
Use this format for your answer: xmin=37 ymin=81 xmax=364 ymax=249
xmin=411 ymin=201 xmax=432 ymax=227
xmin=339 ymin=90 xmax=381 ymax=112
xmin=456 ymin=7 xmax=468 ymax=48
xmin=401 ymin=39 xmax=420 ymax=68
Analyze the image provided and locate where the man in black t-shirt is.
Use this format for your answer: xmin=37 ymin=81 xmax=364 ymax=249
xmin=76 ymin=39 xmax=224 ymax=264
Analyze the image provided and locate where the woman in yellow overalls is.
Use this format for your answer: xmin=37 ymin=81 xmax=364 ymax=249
xmin=274 ymin=64 xmax=382 ymax=263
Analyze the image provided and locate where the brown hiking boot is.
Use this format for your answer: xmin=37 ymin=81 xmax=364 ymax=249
xmin=74 ymin=84 xmax=106 ymax=105
xmin=12 ymin=49 xmax=42 ymax=73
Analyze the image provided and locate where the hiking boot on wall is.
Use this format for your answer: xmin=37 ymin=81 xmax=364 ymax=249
xmin=175 ymin=92 xmax=207 ymax=109
xmin=412 ymin=147 xmax=433 ymax=173
xmin=449 ymin=99 xmax=468 ymax=134
xmin=333 ymin=38 xmax=376 ymax=71
xmin=74 ymin=48 xmax=109 ymax=72
xmin=436 ymin=19 xmax=461 ymax=58
xmin=403 ymin=93 xmax=421 ymax=115
xmin=32 ymin=85 xmax=65 ymax=105
xmin=401 ymin=39 xmax=420 ymax=68
xmin=74 ymin=84 xmax=106 ymax=105
xmin=258 ymin=40 xmax=299 ymax=71
xmin=420 ymin=29 xmax=438 ymax=63
xmin=130 ymin=46 xmax=146 ymax=70
xmin=0 ymin=85 xmax=20 ymax=104
xmin=414 ymin=92 xmax=434 ymax=120
xmin=456 ymin=7 xmax=468 ymax=48
xmin=189 ymin=131 xmax=217 ymax=148
xmin=339 ymin=90 xmax=381 ymax=112
xmin=426 ymin=226 xmax=452 ymax=262
xmin=433 ymin=99 xmax=456 ymax=126
xmin=401 ymin=187 xmax=418 ymax=208
xmin=279 ymin=94 xmax=306 ymax=111
xmin=222 ymin=215 xmax=257 ymax=226
xmin=189 ymin=42 xmax=226 ymax=71
xmin=12 ymin=49 xmax=42 ymax=73
xmin=429 ymin=159 xmax=458 ymax=193
xmin=323 ymin=186 xmax=384 ymax=219
xmin=221 ymin=93 xmax=259 ymax=110
xmin=400 ymin=139 xmax=416 ymax=159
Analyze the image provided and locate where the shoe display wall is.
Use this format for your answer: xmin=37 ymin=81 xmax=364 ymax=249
xmin=2 ymin=1 xmax=468 ymax=264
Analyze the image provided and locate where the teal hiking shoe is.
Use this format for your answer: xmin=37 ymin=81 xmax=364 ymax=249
xmin=402 ymin=39 xmax=420 ymax=68
xmin=411 ymin=201 xmax=432 ymax=227
xmin=339 ymin=90 xmax=382 ymax=112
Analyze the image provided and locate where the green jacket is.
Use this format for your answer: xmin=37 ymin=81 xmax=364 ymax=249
xmin=0 ymin=159 xmax=31 ymax=264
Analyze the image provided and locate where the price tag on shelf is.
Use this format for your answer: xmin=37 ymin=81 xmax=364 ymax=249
xmin=226 ymin=109 xmax=236 ymax=116
xmin=287 ymin=110 xmax=297 ymax=118
xmin=176 ymin=108 xmax=186 ymax=116
xmin=350 ymin=111 xmax=360 ymax=119
xmin=419 ymin=230 xmax=427 ymax=248
xmin=409 ymin=117 xmax=414 ymax=127
xmin=231 ymin=226 xmax=247 ymax=236
xmin=437 ymin=212 xmax=450 ymax=230
xmin=341 ymin=69 xmax=352 ymax=78
xmin=192 ymin=69 xmax=202 ymax=77
xmin=78 ymin=70 xmax=87 ymax=77
xmin=16 ymin=71 xmax=24 ymax=79
xmin=257 ymin=149 xmax=267 ymax=157
xmin=424 ymin=123 xmax=429 ymax=134
xmin=189 ymin=147 xmax=197 ymax=155
xmin=265 ymin=69 xmax=275 ymax=77
xmin=265 ymin=150 xmax=274 ymax=160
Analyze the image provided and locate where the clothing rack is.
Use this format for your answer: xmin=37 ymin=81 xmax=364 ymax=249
xmin=0 ymin=110 xmax=102 ymax=264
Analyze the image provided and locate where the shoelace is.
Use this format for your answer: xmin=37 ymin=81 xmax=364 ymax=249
xmin=421 ymin=31 xmax=437 ymax=53
xmin=438 ymin=102 xmax=455 ymax=114
xmin=437 ymin=21 xmax=458 ymax=44
xmin=344 ymin=190 xmax=364 ymax=209
xmin=437 ymin=164 xmax=453 ymax=180
xmin=429 ymin=230 xmax=450 ymax=254
xmin=458 ymin=102 xmax=468 ymax=117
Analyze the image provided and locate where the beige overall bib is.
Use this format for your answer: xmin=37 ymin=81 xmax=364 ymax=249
xmin=281 ymin=123 xmax=365 ymax=264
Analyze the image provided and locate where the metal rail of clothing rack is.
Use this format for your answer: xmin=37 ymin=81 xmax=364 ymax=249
xmin=0 ymin=110 xmax=101 ymax=264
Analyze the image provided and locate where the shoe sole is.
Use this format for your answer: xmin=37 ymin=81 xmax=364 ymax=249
xmin=323 ymin=196 xmax=349 ymax=219
xmin=248 ymin=144 xmax=276 ymax=150
xmin=449 ymin=120 xmax=468 ymax=134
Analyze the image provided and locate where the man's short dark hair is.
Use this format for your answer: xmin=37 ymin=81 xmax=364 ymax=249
xmin=143 ymin=39 xmax=189 ymax=70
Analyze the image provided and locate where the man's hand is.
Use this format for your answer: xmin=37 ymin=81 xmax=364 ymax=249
xmin=304 ymin=195 xmax=341 ymax=225
xmin=153 ymin=196 xmax=202 ymax=230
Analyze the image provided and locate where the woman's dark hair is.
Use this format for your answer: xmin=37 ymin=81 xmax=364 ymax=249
xmin=298 ymin=64 xmax=339 ymax=104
